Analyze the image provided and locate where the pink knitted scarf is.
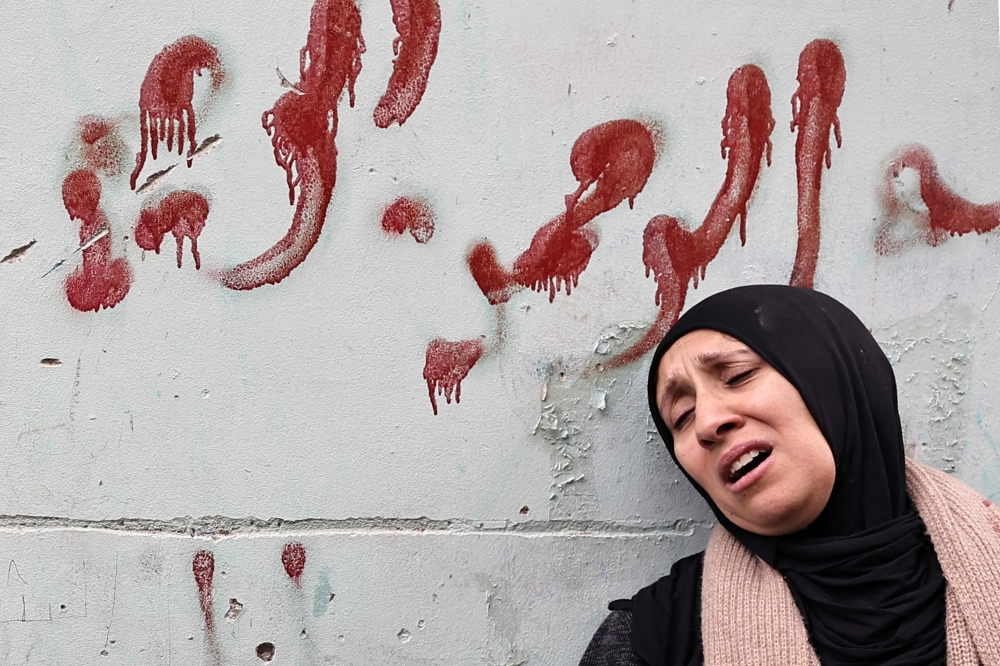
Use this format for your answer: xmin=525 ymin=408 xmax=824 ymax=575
xmin=701 ymin=460 xmax=1000 ymax=665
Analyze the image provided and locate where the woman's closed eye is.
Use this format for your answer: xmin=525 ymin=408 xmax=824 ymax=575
xmin=724 ymin=368 xmax=756 ymax=385
xmin=672 ymin=407 xmax=694 ymax=431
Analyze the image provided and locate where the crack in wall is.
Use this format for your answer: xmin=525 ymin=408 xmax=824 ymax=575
xmin=0 ymin=515 xmax=707 ymax=540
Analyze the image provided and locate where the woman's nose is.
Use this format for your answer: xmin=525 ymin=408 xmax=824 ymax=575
xmin=694 ymin=396 xmax=744 ymax=445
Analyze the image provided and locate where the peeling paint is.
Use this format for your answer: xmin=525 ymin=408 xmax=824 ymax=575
xmin=0 ymin=239 xmax=36 ymax=264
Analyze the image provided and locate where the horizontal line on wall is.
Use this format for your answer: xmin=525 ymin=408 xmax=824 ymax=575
xmin=0 ymin=515 xmax=711 ymax=540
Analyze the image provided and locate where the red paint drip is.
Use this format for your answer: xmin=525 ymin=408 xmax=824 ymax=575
xmin=282 ymin=542 xmax=307 ymax=585
xmin=62 ymin=170 xmax=133 ymax=312
xmin=876 ymin=144 xmax=1000 ymax=255
xmin=467 ymin=119 xmax=656 ymax=306
xmin=135 ymin=190 xmax=209 ymax=269
xmin=77 ymin=115 xmax=127 ymax=177
xmin=217 ymin=0 xmax=365 ymax=290
xmin=607 ymin=64 xmax=775 ymax=369
xmin=373 ymin=0 xmax=441 ymax=128
xmin=423 ymin=337 xmax=485 ymax=415
xmin=381 ymin=196 xmax=435 ymax=243
xmin=130 ymin=36 xmax=224 ymax=190
xmin=789 ymin=39 xmax=845 ymax=288
xmin=192 ymin=550 xmax=215 ymax=634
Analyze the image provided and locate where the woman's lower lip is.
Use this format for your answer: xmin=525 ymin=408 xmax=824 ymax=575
xmin=726 ymin=453 xmax=773 ymax=493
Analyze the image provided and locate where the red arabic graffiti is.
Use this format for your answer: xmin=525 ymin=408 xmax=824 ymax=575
xmin=130 ymin=36 xmax=224 ymax=190
xmin=374 ymin=0 xmax=442 ymax=128
xmin=135 ymin=190 xmax=210 ymax=269
xmin=282 ymin=542 xmax=307 ymax=586
xmin=62 ymin=170 xmax=133 ymax=312
xmin=789 ymin=39 xmax=846 ymax=288
xmin=426 ymin=119 xmax=657 ymax=413
xmin=216 ymin=0 xmax=365 ymax=290
xmin=424 ymin=337 xmax=485 ymax=415
xmin=876 ymin=144 xmax=1000 ymax=255
xmin=468 ymin=119 xmax=656 ymax=305
xmin=606 ymin=64 xmax=775 ymax=369
xmin=192 ymin=549 xmax=220 ymax=662
xmin=382 ymin=196 xmax=435 ymax=243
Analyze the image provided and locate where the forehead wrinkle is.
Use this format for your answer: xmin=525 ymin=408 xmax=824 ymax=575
xmin=657 ymin=347 xmax=754 ymax=412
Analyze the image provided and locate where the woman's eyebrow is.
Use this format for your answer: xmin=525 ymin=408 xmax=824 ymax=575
xmin=696 ymin=349 xmax=753 ymax=366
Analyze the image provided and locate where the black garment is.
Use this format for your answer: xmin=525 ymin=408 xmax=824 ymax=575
xmin=628 ymin=285 xmax=946 ymax=665
xmin=579 ymin=611 xmax=643 ymax=666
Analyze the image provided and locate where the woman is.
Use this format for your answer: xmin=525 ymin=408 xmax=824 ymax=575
xmin=579 ymin=285 xmax=1000 ymax=666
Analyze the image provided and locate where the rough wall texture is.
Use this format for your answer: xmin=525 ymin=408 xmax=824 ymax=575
xmin=0 ymin=0 xmax=998 ymax=662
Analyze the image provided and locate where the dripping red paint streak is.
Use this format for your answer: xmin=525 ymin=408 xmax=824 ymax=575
xmin=381 ymin=196 xmax=435 ymax=243
xmin=876 ymin=145 xmax=1000 ymax=255
xmin=217 ymin=0 xmax=365 ymax=290
xmin=789 ymin=39 xmax=845 ymax=288
xmin=426 ymin=119 xmax=654 ymax=413
xmin=135 ymin=190 xmax=210 ymax=269
xmin=373 ymin=0 xmax=442 ymax=128
xmin=423 ymin=337 xmax=484 ymax=415
xmin=282 ymin=542 xmax=307 ymax=585
xmin=130 ymin=36 xmax=224 ymax=190
xmin=607 ymin=64 xmax=775 ymax=370
xmin=62 ymin=170 xmax=133 ymax=312
xmin=467 ymin=119 xmax=656 ymax=306
xmin=192 ymin=550 xmax=215 ymax=633
xmin=77 ymin=115 xmax=127 ymax=177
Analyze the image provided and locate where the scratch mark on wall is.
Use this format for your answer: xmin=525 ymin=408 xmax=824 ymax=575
xmin=6 ymin=560 xmax=27 ymax=586
xmin=101 ymin=555 xmax=118 ymax=657
xmin=39 ymin=358 xmax=62 ymax=367
xmin=1 ymin=239 xmax=36 ymax=264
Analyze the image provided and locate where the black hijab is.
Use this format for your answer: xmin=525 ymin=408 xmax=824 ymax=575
xmin=631 ymin=285 xmax=946 ymax=665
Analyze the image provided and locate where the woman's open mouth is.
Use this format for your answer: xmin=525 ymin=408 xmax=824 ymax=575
xmin=720 ymin=442 xmax=774 ymax=492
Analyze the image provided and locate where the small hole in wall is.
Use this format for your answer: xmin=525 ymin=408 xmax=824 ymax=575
xmin=301 ymin=629 xmax=307 ymax=638
xmin=60 ymin=604 xmax=67 ymax=611
xmin=256 ymin=642 xmax=275 ymax=661
xmin=519 ymin=506 xmax=529 ymax=515
xmin=558 ymin=371 xmax=566 ymax=381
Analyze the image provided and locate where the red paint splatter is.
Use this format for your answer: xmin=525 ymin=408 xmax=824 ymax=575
xmin=607 ymin=64 xmax=775 ymax=369
xmin=428 ymin=120 xmax=654 ymax=412
xmin=423 ymin=337 xmax=484 ymax=415
xmin=789 ymin=39 xmax=845 ymax=288
xmin=130 ymin=36 xmax=224 ymax=190
xmin=373 ymin=0 xmax=441 ymax=128
xmin=76 ymin=115 xmax=127 ymax=177
xmin=876 ymin=144 xmax=1000 ymax=255
xmin=216 ymin=0 xmax=365 ymax=290
xmin=381 ymin=196 xmax=435 ymax=243
xmin=467 ymin=119 xmax=656 ymax=306
xmin=192 ymin=550 xmax=215 ymax=634
xmin=282 ymin=542 xmax=307 ymax=585
xmin=62 ymin=170 xmax=133 ymax=312
xmin=135 ymin=190 xmax=209 ymax=269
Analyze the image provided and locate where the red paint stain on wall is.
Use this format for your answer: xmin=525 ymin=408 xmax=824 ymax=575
xmin=192 ymin=550 xmax=216 ymax=634
xmin=135 ymin=190 xmax=209 ymax=269
xmin=426 ymin=120 xmax=655 ymax=413
xmin=607 ymin=65 xmax=775 ymax=369
xmin=282 ymin=542 xmax=307 ymax=586
xmin=217 ymin=0 xmax=365 ymax=290
xmin=62 ymin=170 xmax=133 ymax=312
xmin=876 ymin=144 xmax=1000 ymax=255
xmin=77 ymin=115 xmax=127 ymax=177
xmin=467 ymin=119 xmax=656 ymax=306
xmin=789 ymin=39 xmax=845 ymax=288
xmin=130 ymin=36 xmax=224 ymax=190
xmin=373 ymin=0 xmax=441 ymax=128
xmin=382 ymin=196 xmax=435 ymax=243
xmin=423 ymin=337 xmax=484 ymax=415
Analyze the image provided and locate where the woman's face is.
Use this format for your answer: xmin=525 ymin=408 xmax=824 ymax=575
xmin=655 ymin=329 xmax=836 ymax=536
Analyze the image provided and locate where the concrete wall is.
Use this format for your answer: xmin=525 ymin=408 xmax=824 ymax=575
xmin=1 ymin=0 xmax=998 ymax=662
